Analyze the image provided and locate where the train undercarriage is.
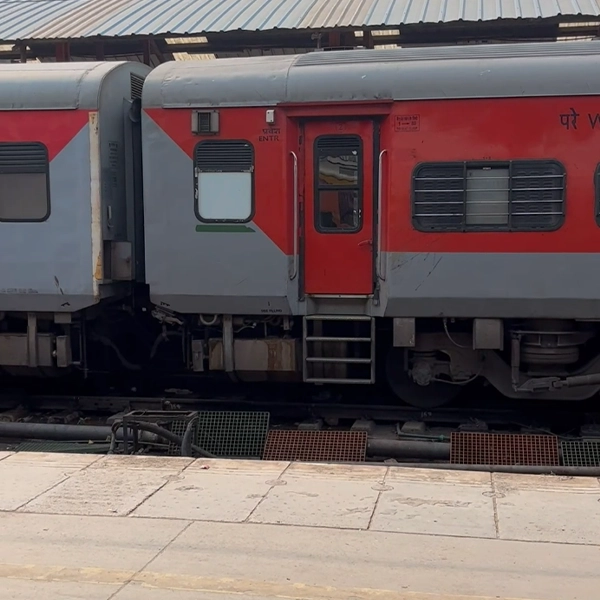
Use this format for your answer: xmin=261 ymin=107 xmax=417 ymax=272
xmin=2 ymin=305 xmax=600 ymax=409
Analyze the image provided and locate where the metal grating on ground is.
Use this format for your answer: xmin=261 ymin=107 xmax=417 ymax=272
xmin=168 ymin=411 xmax=270 ymax=458
xmin=561 ymin=440 xmax=600 ymax=467
xmin=262 ymin=430 xmax=367 ymax=463
xmin=450 ymin=432 xmax=559 ymax=466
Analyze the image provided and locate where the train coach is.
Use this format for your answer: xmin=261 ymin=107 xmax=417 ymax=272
xmin=0 ymin=61 xmax=150 ymax=380
xmin=4 ymin=42 xmax=600 ymax=408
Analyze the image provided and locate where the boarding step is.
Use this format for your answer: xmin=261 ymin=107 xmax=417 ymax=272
xmin=302 ymin=315 xmax=375 ymax=384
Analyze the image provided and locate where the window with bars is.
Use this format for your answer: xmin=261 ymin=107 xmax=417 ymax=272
xmin=412 ymin=160 xmax=565 ymax=232
xmin=314 ymin=135 xmax=362 ymax=233
xmin=194 ymin=140 xmax=254 ymax=222
xmin=0 ymin=142 xmax=50 ymax=222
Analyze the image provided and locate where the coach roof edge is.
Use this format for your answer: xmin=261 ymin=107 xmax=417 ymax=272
xmin=143 ymin=40 xmax=600 ymax=108
xmin=0 ymin=61 xmax=138 ymax=111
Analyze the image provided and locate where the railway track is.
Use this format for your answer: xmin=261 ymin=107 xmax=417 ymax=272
xmin=1 ymin=390 xmax=598 ymax=433
xmin=1 ymin=383 xmax=599 ymax=470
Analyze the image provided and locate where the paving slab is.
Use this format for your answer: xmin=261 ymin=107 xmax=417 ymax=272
xmin=3 ymin=451 xmax=101 ymax=469
xmin=90 ymin=454 xmax=194 ymax=471
xmin=386 ymin=466 xmax=493 ymax=487
xmin=2 ymin=578 xmax=120 ymax=600
xmin=115 ymin=587 xmax=254 ymax=600
xmin=187 ymin=458 xmax=289 ymax=474
xmin=0 ymin=450 xmax=13 ymax=461
xmin=493 ymin=473 xmax=600 ymax=544
xmin=0 ymin=455 xmax=598 ymax=600
xmin=248 ymin=462 xmax=388 ymax=529
xmin=0 ymin=452 xmax=99 ymax=511
xmin=132 ymin=459 xmax=289 ymax=522
xmin=19 ymin=459 xmax=190 ymax=517
xmin=143 ymin=520 xmax=597 ymax=600
xmin=369 ymin=467 xmax=496 ymax=538
xmin=0 ymin=512 xmax=188 ymax=572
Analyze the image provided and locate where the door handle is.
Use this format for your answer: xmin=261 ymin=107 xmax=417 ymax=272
xmin=358 ymin=239 xmax=373 ymax=247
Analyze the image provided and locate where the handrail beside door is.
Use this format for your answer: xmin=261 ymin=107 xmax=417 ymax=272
xmin=289 ymin=150 xmax=299 ymax=280
xmin=377 ymin=149 xmax=387 ymax=281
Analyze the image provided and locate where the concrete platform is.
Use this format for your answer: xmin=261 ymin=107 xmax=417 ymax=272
xmin=0 ymin=451 xmax=598 ymax=600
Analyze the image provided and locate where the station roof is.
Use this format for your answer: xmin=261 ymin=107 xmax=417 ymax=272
xmin=1 ymin=0 xmax=600 ymax=42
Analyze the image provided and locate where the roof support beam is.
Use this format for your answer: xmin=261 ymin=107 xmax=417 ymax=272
xmin=55 ymin=42 xmax=70 ymax=62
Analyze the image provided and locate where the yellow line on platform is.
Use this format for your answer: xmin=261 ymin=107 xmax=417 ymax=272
xmin=0 ymin=563 xmax=539 ymax=600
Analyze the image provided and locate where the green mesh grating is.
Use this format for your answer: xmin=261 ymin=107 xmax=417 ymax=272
xmin=561 ymin=441 xmax=600 ymax=467
xmin=167 ymin=411 xmax=270 ymax=458
xmin=14 ymin=441 xmax=111 ymax=454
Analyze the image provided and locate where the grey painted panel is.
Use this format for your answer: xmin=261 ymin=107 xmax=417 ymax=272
xmin=150 ymin=294 xmax=293 ymax=315
xmin=146 ymin=56 xmax=293 ymax=108
xmin=0 ymin=294 xmax=104 ymax=313
xmin=143 ymin=41 xmax=600 ymax=109
xmin=0 ymin=126 xmax=94 ymax=312
xmin=98 ymin=61 xmax=151 ymax=244
xmin=0 ymin=62 xmax=138 ymax=111
xmin=381 ymin=252 xmax=600 ymax=319
xmin=142 ymin=116 xmax=292 ymax=315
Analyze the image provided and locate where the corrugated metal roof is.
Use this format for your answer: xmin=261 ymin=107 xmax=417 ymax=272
xmin=1 ymin=0 xmax=600 ymax=41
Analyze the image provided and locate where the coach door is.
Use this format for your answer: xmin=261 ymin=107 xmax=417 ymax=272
xmin=302 ymin=120 xmax=375 ymax=295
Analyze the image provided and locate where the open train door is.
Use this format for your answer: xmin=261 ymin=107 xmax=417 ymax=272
xmin=302 ymin=119 xmax=375 ymax=295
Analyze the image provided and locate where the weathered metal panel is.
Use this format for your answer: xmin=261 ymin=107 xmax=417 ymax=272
xmin=0 ymin=125 xmax=94 ymax=312
xmin=143 ymin=41 xmax=600 ymax=109
xmin=380 ymin=253 xmax=600 ymax=320
xmin=1 ymin=0 xmax=600 ymax=41
xmin=0 ymin=61 xmax=150 ymax=313
xmin=208 ymin=338 xmax=300 ymax=371
xmin=89 ymin=110 xmax=103 ymax=302
xmin=149 ymin=55 xmax=293 ymax=109
xmin=0 ymin=62 xmax=132 ymax=111
xmin=141 ymin=115 xmax=293 ymax=315
xmin=0 ymin=333 xmax=54 ymax=367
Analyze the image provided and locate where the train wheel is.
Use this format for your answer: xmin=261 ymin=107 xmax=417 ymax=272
xmin=386 ymin=348 xmax=461 ymax=409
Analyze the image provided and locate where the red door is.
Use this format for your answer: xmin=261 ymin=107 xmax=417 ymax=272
xmin=303 ymin=120 xmax=375 ymax=295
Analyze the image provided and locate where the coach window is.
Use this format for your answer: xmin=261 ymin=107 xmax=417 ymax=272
xmin=314 ymin=135 xmax=362 ymax=233
xmin=412 ymin=160 xmax=565 ymax=232
xmin=194 ymin=140 xmax=254 ymax=222
xmin=0 ymin=142 xmax=50 ymax=222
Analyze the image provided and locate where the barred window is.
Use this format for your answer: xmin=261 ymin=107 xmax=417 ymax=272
xmin=194 ymin=140 xmax=254 ymax=222
xmin=0 ymin=142 xmax=50 ymax=222
xmin=412 ymin=161 xmax=565 ymax=232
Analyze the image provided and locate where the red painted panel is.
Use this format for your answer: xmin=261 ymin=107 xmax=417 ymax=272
xmin=380 ymin=97 xmax=600 ymax=253
xmin=0 ymin=110 xmax=89 ymax=160
xmin=303 ymin=120 xmax=374 ymax=295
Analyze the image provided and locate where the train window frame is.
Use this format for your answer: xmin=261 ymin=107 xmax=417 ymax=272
xmin=313 ymin=134 xmax=363 ymax=235
xmin=594 ymin=164 xmax=600 ymax=227
xmin=193 ymin=139 xmax=255 ymax=224
xmin=411 ymin=160 xmax=566 ymax=233
xmin=0 ymin=142 xmax=51 ymax=223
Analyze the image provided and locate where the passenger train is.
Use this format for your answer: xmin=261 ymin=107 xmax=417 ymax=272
xmin=2 ymin=41 xmax=600 ymax=408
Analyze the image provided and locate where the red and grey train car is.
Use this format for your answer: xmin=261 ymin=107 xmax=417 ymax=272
xmin=4 ymin=42 xmax=600 ymax=407
xmin=0 ymin=62 xmax=150 ymax=377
